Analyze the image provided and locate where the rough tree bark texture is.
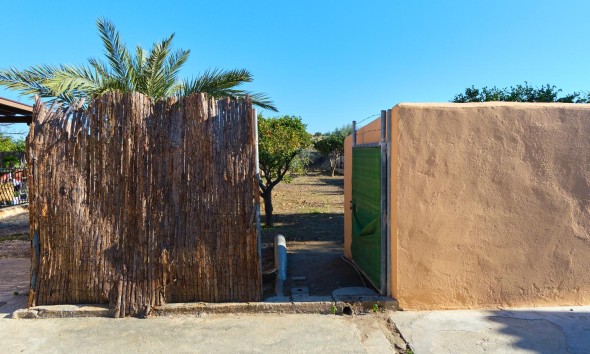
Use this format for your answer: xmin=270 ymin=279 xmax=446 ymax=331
xmin=26 ymin=92 xmax=261 ymax=317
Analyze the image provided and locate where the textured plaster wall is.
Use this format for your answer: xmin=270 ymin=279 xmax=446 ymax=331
xmin=394 ymin=103 xmax=590 ymax=309
xmin=345 ymin=103 xmax=590 ymax=309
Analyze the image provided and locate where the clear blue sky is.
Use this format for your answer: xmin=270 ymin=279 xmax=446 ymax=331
xmin=1 ymin=0 xmax=589 ymax=135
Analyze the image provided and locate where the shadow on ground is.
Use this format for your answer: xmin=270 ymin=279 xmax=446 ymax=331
xmin=284 ymin=242 xmax=365 ymax=297
xmin=318 ymin=178 xmax=344 ymax=189
xmin=261 ymin=213 xmax=343 ymax=243
xmin=292 ymin=178 xmax=344 ymax=189
xmin=393 ymin=307 xmax=590 ymax=354
xmin=485 ymin=309 xmax=590 ymax=354
xmin=261 ymin=211 xmax=366 ymax=299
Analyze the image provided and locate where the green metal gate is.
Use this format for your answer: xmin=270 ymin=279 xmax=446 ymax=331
xmin=350 ymin=110 xmax=390 ymax=294
xmin=351 ymin=147 xmax=382 ymax=288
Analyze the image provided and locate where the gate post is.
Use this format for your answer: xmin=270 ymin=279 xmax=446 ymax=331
xmin=352 ymin=120 xmax=357 ymax=147
xmin=386 ymin=109 xmax=392 ymax=297
xmin=380 ymin=110 xmax=388 ymax=295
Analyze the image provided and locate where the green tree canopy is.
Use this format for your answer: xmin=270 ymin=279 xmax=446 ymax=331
xmin=258 ymin=115 xmax=311 ymax=226
xmin=0 ymin=133 xmax=25 ymax=167
xmin=0 ymin=134 xmax=24 ymax=153
xmin=313 ymin=133 xmax=345 ymax=177
xmin=330 ymin=124 xmax=353 ymax=137
xmin=0 ymin=18 xmax=276 ymax=111
xmin=452 ymin=82 xmax=590 ymax=103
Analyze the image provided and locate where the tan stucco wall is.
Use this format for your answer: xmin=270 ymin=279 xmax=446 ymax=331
xmin=345 ymin=102 xmax=590 ymax=309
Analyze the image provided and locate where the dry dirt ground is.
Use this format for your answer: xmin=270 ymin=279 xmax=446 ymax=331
xmin=0 ymin=208 xmax=31 ymax=315
xmin=261 ymin=172 xmax=365 ymax=298
xmin=0 ymin=209 xmax=29 ymax=258
xmin=261 ymin=173 xmax=345 ymax=243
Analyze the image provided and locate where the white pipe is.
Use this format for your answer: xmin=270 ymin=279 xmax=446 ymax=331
xmin=274 ymin=234 xmax=287 ymax=296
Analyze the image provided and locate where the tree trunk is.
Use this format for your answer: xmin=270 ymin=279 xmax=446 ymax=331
xmin=330 ymin=158 xmax=336 ymax=177
xmin=263 ymin=189 xmax=274 ymax=227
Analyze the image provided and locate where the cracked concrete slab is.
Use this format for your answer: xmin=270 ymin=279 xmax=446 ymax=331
xmin=0 ymin=258 xmax=29 ymax=318
xmin=391 ymin=306 xmax=590 ymax=354
xmin=0 ymin=258 xmax=29 ymax=299
xmin=1 ymin=313 xmax=399 ymax=353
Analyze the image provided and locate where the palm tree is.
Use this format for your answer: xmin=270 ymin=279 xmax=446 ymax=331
xmin=0 ymin=18 xmax=277 ymax=111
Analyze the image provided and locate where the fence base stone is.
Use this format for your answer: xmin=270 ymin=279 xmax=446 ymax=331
xmin=11 ymin=298 xmax=399 ymax=319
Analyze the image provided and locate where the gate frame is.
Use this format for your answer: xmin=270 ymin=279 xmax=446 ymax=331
xmin=351 ymin=110 xmax=392 ymax=296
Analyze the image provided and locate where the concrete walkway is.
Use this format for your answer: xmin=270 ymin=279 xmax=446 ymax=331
xmin=0 ymin=256 xmax=405 ymax=353
xmin=0 ymin=313 xmax=402 ymax=353
xmin=0 ymin=258 xmax=29 ymax=298
xmin=391 ymin=306 xmax=590 ymax=354
xmin=0 ymin=258 xmax=29 ymax=316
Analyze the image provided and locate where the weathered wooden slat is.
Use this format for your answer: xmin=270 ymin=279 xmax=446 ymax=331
xmin=27 ymin=92 xmax=261 ymax=317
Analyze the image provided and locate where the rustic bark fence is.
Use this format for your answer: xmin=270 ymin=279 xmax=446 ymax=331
xmin=26 ymin=92 xmax=261 ymax=317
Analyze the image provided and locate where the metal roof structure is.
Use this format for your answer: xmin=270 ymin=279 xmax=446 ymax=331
xmin=0 ymin=97 xmax=33 ymax=124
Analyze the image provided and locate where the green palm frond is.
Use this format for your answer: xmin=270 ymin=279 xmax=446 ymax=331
xmin=0 ymin=65 xmax=54 ymax=95
xmin=181 ymin=68 xmax=251 ymax=96
xmin=130 ymin=46 xmax=148 ymax=91
xmin=88 ymin=58 xmax=111 ymax=78
xmin=96 ymin=17 xmax=132 ymax=91
xmin=184 ymin=68 xmax=253 ymax=93
xmin=44 ymin=65 xmax=100 ymax=97
xmin=0 ymin=18 xmax=276 ymax=111
xmin=246 ymin=92 xmax=278 ymax=112
xmin=163 ymin=48 xmax=190 ymax=96
xmin=0 ymin=65 xmax=79 ymax=106
xmin=143 ymin=34 xmax=175 ymax=98
xmin=223 ymin=90 xmax=277 ymax=112
xmin=181 ymin=69 xmax=277 ymax=111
